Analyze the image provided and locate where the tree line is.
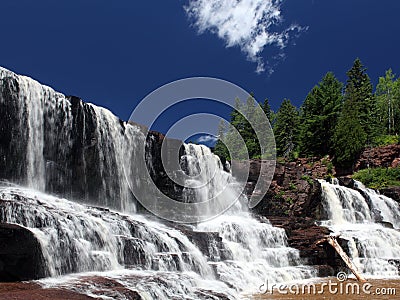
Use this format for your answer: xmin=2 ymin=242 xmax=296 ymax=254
xmin=214 ymin=58 xmax=400 ymax=168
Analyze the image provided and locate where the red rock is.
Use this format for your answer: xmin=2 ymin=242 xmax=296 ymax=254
xmin=355 ymin=144 xmax=400 ymax=171
xmin=392 ymin=158 xmax=400 ymax=168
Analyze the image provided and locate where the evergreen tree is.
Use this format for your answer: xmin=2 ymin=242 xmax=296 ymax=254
xmin=215 ymin=96 xmax=275 ymax=160
xmin=300 ymin=72 xmax=343 ymax=156
xmin=243 ymin=95 xmax=260 ymax=158
xmin=262 ymin=98 xmax=274 ymax=122
xmin=224 ymin=98 xmax=248 ymax=160
xmin=274 ymin=99 xmax=300 ymax=158
xmin=345 ymin=58 xmax=378 ymax=143
xmin=333 ymin=58 xmax=374 ymax=167
xmin=333 ymin=100 xmax=367 ymax=168
xmin=214 ymin=120 xmax=229 ymax=161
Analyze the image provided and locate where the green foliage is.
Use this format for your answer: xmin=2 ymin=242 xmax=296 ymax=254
xmin=353 ymin=167 xmax=400 ymax=189
xmin=275 ymin=190 xmax=285 ymax=199
xmin=286 ymin=197 xmax=294 ymax=204
xmin=299 ymin=72 xmax=343 ymax=156
xmin=346 ymin=58 xmax=379 ymax=140
xmin=372 ymin=135 xmax=399 ymax=147
xmin=214 ymin=60 xmax=400 ymax=169
xmin=327 ymin=162 xmax=334 ymax=174
xmin=301 ymin=175 xmax=314 ymax=185
xmin=321 ymin=157 xmax=334 ymax=174
xmin=333 ymin=102 xmax=367 ymax=168
xmin=333 ymin=58 xmax=374 ymax=168
xmin=214 ymin=96 xmax=275 ymax=161
xmin=213 ymin=120 xmax=229 ymax=161
xmin=274 ymin=99 xmax=300 ymax=158
xmin=288 ymin=182 xmax=297 ymax=191
xmin=375 ymin=69 xmax=400 ymax=135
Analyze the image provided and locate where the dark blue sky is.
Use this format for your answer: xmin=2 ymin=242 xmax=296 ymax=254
xmin=1 ymin=0 xmax=400 ymax=138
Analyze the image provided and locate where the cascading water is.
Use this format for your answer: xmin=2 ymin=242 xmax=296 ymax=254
xmin=183 ymin=144 xmax=316 ymax=293
xmin=0 ymin=66 xmax=316 ymax=299
xmin=0 ymin=182 xmax=237 ymax=299
xmin=0 ymin=66 xmax=144 ymax=211
xmin=319 ymin=179 xmax=400 ymax=277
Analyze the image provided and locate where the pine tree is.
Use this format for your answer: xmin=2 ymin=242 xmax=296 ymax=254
xmin=262 ymin=98 xmax=274 ymax=122
xmin=242 ymin=96 xmax=259 ymax=158
xmin=345 ymin=58 xmax=378 ymax=143
xmin=333 ymin=101 xmax=367 ymax=168
xmin=300 ymin=72 xmax=343 ymax=156
xmin=224 ymin=98 xmax=248 ymax=160
xmin=274 ymin=99 xmax=300 ymax=158
xmin=214 ymin=120 xmax=229 ymax=161
xmin=333 ymin=58 xmax=374 ymax=167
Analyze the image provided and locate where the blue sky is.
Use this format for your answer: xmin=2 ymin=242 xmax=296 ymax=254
xmin=1 ymin=0 xmax=400 ymax=142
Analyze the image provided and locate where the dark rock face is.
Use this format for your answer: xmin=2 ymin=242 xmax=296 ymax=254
xmin=249 ymin=158 xmax=329 ymax=219
xmin=0 ymin=223 xmax=46 ymax=281
xmin=144 ymin=131 xmax=185 ymax=204
xmin=381 ymin=186 xmax=400 ymax=203
xmin=0 ymin=68 xmax=186 ymax=211
xmin=183 ymin=229 xmax=232 ymax=261
xmin=0 ymin=76 xmax=28 ymax=184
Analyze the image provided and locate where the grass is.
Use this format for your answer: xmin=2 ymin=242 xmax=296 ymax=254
xmin=352 ymin=167 xmax=400 ymax=189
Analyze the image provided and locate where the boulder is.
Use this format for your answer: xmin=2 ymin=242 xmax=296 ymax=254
xmin=0 ymin=223 xmax=46 ymax=281
xmin=380 ymin=186 xmax=400 ymax=203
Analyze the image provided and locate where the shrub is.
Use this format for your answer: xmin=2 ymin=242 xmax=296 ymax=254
xmin=301 ymin=175 xmax=314 ymax=185
xmin=353 ymin=167 xmax=400 ymax=189
xmin=289 ymin=182 xmax=297 ymax=190
xmin=372 ymin=135 xmax=399 ymax=147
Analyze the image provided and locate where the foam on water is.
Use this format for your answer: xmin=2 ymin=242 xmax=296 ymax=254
xmin=319 ymin=180 xmax=400 ymax=277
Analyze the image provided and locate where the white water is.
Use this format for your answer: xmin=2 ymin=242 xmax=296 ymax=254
xmin=0 ymin=144 xmax=316 ymax=298
xmin=2 ymin=71 xmax=74 ymax=191
xmin=0 ymin=183 xmax=236 ymax=299
xmin=0 ymin=66 xmax=143 ymax=211
xmin=184 ymin=144 xmax=316 ymax=293
xmin=320 ymin=180 xmax=400 ymax=277
xmin=0 ymin=66 xmax=316 ymax=298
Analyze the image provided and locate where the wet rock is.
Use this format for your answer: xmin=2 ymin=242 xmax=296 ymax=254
xmin=265 ymin=217 xmax=332 ymax=266
xmin=388 ymin=259 xmax=400 ymax=274
xmin=0 ymin=282 xmax=95 ymax=300
xmin=184 ymin=230 xmax=232 ymax=261
xmin=0 ymin=69 xmax=190 ymax=210
xmin=314 ymin=265 xmax=335 ymax=277
xmin=380 ymin=186 xmax=400 ymax=203
xmin=0 ymin=223 xmax=46 ymax=281
xmin=337 ymin=177 xmax=355 ymax=188
xmin=144 ymin=131 xmax=185 ymax=204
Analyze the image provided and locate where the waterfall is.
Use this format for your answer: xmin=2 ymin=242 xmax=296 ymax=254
xmin=0 ymin=183 xmax=236 ymax=299
xmin=0 ymin=66 xmax=316 ymax=298
xmin=0 ymin=66 xmax=145 ymax=211
xmin=319 ymin=180 xmax=400 ymax=277
xmin=184 ymin=144 xmax=316 ymax=293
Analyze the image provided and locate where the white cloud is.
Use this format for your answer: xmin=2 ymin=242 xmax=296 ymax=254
xmin=185 ymin=0 xmax=306 ymax=74
xmin=197 ymin=135 xmax=218 ymax=144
